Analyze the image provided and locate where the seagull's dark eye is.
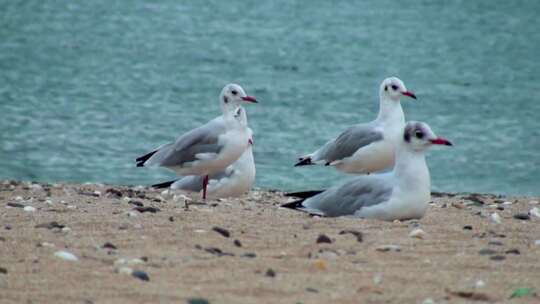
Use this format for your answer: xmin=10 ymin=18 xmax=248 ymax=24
xmin=231 ymin=90 xmax=238 ymax=95
xmin=391 ymin=84 xmax=399 ymax=91
xmin=415 ymin=130 xmax=424 ymax=139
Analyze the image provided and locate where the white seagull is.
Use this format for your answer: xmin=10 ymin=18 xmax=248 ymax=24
xmin=151 ymin=110 xmax=256 ymax=199
xmin=295 ymin=77 xmax=416 ymax=174
xmin=136 ymin=84 xmax=257 ymax=200
xmin=283 ymin=121 xmax=452 ymax=221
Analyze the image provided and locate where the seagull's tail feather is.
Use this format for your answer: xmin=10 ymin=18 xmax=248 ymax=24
xmin=294 ymin=157 xmax=313 ymax=167
xmin=152 ymin=180 xmax=177 ymax=189
xmin=136 ymin=150 xmax=158 ymax=167
xmin=281 ymin=189 xmax=324 ymax=210
xmin=285 ymin=190 xmax=325 ymax=198
xmin=281 ymin=199 xmax=306 ymax=210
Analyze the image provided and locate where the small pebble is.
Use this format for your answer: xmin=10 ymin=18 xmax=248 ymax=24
xmin=306 ymin=287 xmax=318 ymax=293
xmin=61 ymin=227 xmax=71 ymax=233
xmin=513 ymin=213 xmax=530 ymax=220
xmin=463 ymin=225 xmax=473 ymax=230
xmin=409 ymin=228 xmax=427 ymax=239
xmin=23 ymin=206 xmax=36 ymax=212
xmin=212 ymin=226 xmax=230 ymax=238
xmin=502 ymin=201 xmax=513 ymax=206
xmin=54 ymin=250 xmax=78 ymax=262
xmin=505 ymin=248 xmax=520 ymax=255
xmin=105 ymin=188 xmax=123 ymax=198
xmin=535 ymin=240 xmax=540 ymax=246
xmin=529 ymin=200 xmax=539 ymax=205
xmin=128 ymin=200 xmax=144 ymax=207
xmin=187 ymin=298 xmax=210 ymax=304
xmin=168 ymin=216 xmax=174 ymax=222
xmin=233 ymin=239 xmax=242 ymax=247
xmin=338 ymin=230 xmax=363 ymax=242
xmin=116 ymin=266 xmax=133 ymax=275
xmin=133 ymin=206 xmax=160 ymax=213
xmin=102 ymin=242 xmax=117 ymax=250
xmin=373 ymin=273 xmax=383 ymax=285
xmin=127 ymin=258 xmax=145 ymax=265
xmin=422 ymin=298 xmax=435 ymax=304
xmin=0 ymin=267 xmax=7 ymax=274
xmin=376 ymin=245 xmax=401 ymax=252
xmin=241 ymin=252 xmax=256 ymax=258
xmin=313 ymin=259 xmax=327 ymax=270
xmin=40 ymin=242 xmax=55 ymax=248
xmin=490 ymin=255 xmax=506 ymax=261
xmin=316 ymin=234 xmax=332 ymax=244
xmin=126 ymin=211 xmax=138 ymax=217
xmin=318 ymin=249 xmax=339 ymax=259
xmin=475 ymin=280 xmax=486 ymax=288
xmin=30 ymin=184 xmax=43 ymax=191
xmin=488 ymin=241 xmax=504 ymax=246
xmin=7 ymin=202 xmax=25 ymax=208
xmin=131 ymin=270 xmax=150 ymax=281
xmin=490 ymin=213 xmax=501 ymax=224
xmin=265 ymin=268 xmax=276 ymax=277
xmin=478 ymin=248 xmax=497 ymax=255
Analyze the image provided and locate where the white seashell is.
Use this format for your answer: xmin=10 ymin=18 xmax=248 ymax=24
xmin=54 ymin=251 xmax=78 ymax=262
xmin=490 ymin=213 xmax=501 ymax=224
xmin=23 ymin=206 xmax=36 ymax=212
xmin=529 ymin=207 xmax=540 ymax=218
xmin=409 ymin=228 xmax=427 ymax=239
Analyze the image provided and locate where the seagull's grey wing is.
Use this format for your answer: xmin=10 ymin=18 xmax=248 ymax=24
xmin=145 ymin=120 xmax=225 ymax=168
xmin=302 ymin=175 xmax=393 ymax=217
xmin=315 ymin=124 xmax=383 ymax=164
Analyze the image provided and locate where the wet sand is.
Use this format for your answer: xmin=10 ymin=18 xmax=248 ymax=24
xmin=0 ymin=180 xmax=539 ymax=303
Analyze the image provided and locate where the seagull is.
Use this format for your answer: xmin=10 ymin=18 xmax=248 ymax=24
xmin=283 ymin=121 xmax=452 ymax=221
xmin=295 ymin=77 xmax=416 ymax=174
xmin=136 ymin=84 xmax=257 ymax=200
xmin=151 ymin=110 xmax=256 ymax=199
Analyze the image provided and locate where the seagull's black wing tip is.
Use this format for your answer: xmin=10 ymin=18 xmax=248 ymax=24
xmin=151 ymin=180 xmax=176 ymax=189
xmin=135 ymin=150 xmax=158 ymax=167
xmin=294 ymin=157 xmax=313 ymax=167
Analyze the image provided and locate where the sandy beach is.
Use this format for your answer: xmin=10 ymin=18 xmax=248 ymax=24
xmin=0 ymin=180 xmax=539 ymax=303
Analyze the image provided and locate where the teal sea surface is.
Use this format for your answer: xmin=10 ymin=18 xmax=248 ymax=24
xmin=1 ymin=1 xmax=539 ymax=195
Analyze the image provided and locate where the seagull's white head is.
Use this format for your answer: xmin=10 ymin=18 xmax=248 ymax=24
xmin=219 ymin=83 xmax=257 ymax=113
xmin=403 ymin=121 xmax=452 ymax=152
xmin=379 ymin=77 xmax=416 ymax=102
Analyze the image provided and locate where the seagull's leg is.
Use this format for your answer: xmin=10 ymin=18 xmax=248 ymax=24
xmin=202 ymin=175 xmax=209 ymax=200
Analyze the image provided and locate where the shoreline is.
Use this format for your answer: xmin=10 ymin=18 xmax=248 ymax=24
xmin=1 ymin=180 xmax=539 ymax=303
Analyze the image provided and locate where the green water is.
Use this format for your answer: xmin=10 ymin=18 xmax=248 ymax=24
xmin=1 ymin=1 xmax=539 ymax=195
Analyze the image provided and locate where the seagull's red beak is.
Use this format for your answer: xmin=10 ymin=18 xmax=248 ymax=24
xmin=429 ymin=137 xmax=453 ymax=146
xmin=241 ymin=96 xmax=258 ymax=103
xmin=402 ymin=91 xmax=417 ymax=99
